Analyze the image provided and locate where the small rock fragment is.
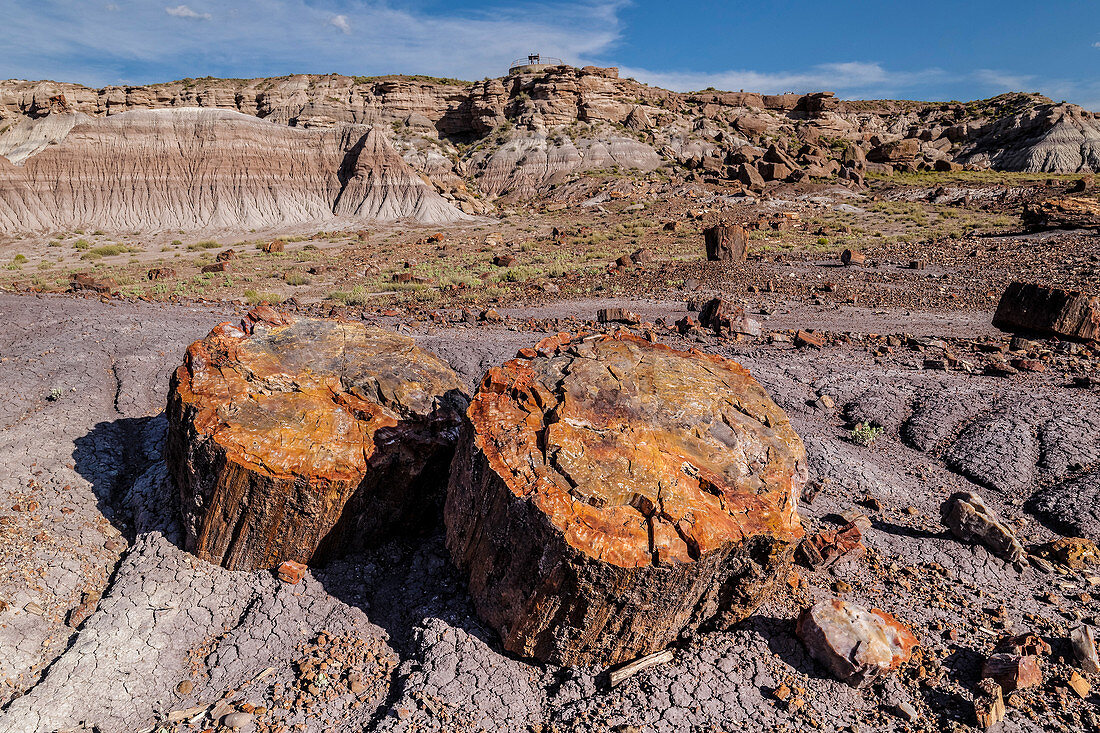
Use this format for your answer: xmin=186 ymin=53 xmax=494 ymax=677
xmin=796 ymin=598 xmax=918 ymax=687
xmin=1071 ymin=625 xmax=1100 ymax=674
xmin=974 ymin=679 xmax=1005 ymax=729
xmin=222 ymin=712 xmax=254 ymax=728
xmin=941 ymin=491 xmax=1025 ymax=565
xmin=1069 ymin=671 xmax=1091 ymax=698
xmin=1033 ymin=537 xmax=1100 ymax=570
xmin=277 ymin=560 xmax=307 ymax=584
xmin=982 ymin=653 xmax=1042 ymax=692
xmin=796 ymin=522 xmax=863 ymax=569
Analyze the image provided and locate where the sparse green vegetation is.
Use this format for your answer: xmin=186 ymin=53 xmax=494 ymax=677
xmin=849 ymin=422 xmax=884 ymax=447
xmin=243 ymin=289 xmax=283 ymax=305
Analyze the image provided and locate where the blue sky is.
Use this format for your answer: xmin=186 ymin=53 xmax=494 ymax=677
xmin=2 ymin=1 xmax=1098 ymax=109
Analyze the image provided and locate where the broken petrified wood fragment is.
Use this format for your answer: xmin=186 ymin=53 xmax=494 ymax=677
xmin=796 ymin=521 xmax=864 ymax=570
xmin=974 ymin=679 xmax=1006 ymax=730
xmin=445 ymin=331 xmax=807 ymax=666
xmin=796 ymin=599 xmax=918 ymax=687
xmin=167 ymin=307 xmax=467 ymax=571
xmin=941 ymin=491 xmax=1025 ymax=566
xmin=982 ymin=653 xmax=1042 ymax=692
xmin=992 ymin=281 xmax=1100 ymax=342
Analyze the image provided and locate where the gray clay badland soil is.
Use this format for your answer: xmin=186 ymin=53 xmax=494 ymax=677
xmin=0 ymin=292 xmax=1097 ymax=733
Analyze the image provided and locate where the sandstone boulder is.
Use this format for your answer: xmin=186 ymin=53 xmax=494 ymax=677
xmin=445 ymin=332 xmax=806 ymax=666
xmin=166 ymin=308 xmax=468 ymax=571
xmin=992 ymin=281 xmax=1100 ymax=342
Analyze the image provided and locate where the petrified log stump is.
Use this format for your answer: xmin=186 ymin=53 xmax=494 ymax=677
xmin=703 ymin=224 xmax=748 ymax=262
xmin=445 ymin=331 xmax=806 ymax=666
xmin=167 ymin=307 xmax=467 ymax=571
xmin=992 ymin=281 xmax=1099 ymax=342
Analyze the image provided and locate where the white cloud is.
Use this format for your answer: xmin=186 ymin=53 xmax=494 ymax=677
xmin=105 ymin=3 xmax=120 ymax=10
xmin=973 ymin=68 xmax=1035 ymax=90
xmin=619 ymin=62 xmax=949 ymax=98
xmin=165 ymin=5 xmax=211 ymax=21
xmin=0 ymin=1 xmax=627 ymax=84
xmin=329 ymin=14 xmax=351 ymax=34
xmin=1093 ymin=41 xmax=1100 ymax=49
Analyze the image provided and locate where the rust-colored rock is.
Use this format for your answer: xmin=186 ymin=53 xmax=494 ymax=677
xmin=982 ymin=653 xmax=1042 ymax=691
xmin=796 ymin=521 xmax=864 ymax=569
xmin=166 ymin=308 xmax=468 ymax=571
xmin=703 ymin=224 xmax=748 ymax=262
xmin=262 ymin=240 xmax=285 ymax=253
xmin=993 ymin=281 xmax=1100 ymax=342
xmin=445 ymin=331 xmax=806 ymax=666
xmin=276 ymin=560 xmax=307 ymax=584
xmin=200 ymin=262 xmax=228 ymax=273
xmin=840 ymin=249 xmax=865 ymax=266
xmin=69 ymin=272 xmax=115 ymax=293
xmin=796 ymin=599 xmax=918 ymax=687
xmin=147 ymin=267 xmax=175 ymax=280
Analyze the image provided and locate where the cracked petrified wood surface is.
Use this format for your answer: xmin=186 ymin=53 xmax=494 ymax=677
xmin=166 ymin=307 xmax=467 ymax=571
xmin=445 ymin=331 xmax=807 ymax=666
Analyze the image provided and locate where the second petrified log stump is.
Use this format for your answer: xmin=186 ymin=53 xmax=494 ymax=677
xmin=445 ymin=331 xmax=807 ymax=666
xmin=167 ymin=307 xmax=467 ymax=571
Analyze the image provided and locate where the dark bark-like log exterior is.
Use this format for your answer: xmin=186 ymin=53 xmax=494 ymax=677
xmin=703 ymin=224 xmax=748 ymax=262
xmin=445 ymin=331 xmax=806 ymax=666
xmin=167 ymin=307 xmax=467 ymax=571
xmin=992 ymin=281 xmax=1100 ymax=342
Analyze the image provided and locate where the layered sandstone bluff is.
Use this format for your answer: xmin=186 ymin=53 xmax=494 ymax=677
xmin=0 ymin=107 xmax=469 ymax=231
xmin=445 ymin=332 xmax=807 ymax=666
xmin=166 ymin=307 xmax=468 ymax=572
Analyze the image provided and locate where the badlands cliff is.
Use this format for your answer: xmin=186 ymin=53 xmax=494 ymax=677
xmin=0 ymin=108 xmax=467 ymax=232
xmin=0 ymin=66 xmax=1097 ymax=232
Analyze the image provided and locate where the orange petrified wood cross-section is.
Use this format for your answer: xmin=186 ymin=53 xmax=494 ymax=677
xmin=445 ymin=331 xmax=807 ymax=667
xmin=167 ymin=307 xmax=467 ymax=572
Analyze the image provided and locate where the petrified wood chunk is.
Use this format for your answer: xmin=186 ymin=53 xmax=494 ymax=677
xmin=444 ymin=331 xmax=807 ymax=666
xmin=167 ymin=307 xmax=467 ymax=571
xmin=703 ymin=224 xmax=748 ymax=262
xmin=992 ymin=281 xmax=1100 ymax=342
xmin=796 ymin=599 xmax=918 ymax=687
xmin=1022 ymin=196 xmax=1100 ymax=230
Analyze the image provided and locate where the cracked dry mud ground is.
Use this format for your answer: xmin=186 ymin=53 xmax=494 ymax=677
xmin=0 ymin=293 xmax=1097 ymax=733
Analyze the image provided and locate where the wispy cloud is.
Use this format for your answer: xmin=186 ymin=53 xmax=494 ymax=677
xmin=1093 ymin=41 xmax=1100 ymax=49
xmin=620 ymin=62 xmax=950 ymax=99
xmin=1 ymin=0 xmax=627 ymax=85
xmin=328 ymin=14 xmax=351 ymax=34
xmin=165 ymin=4 xmax=211 ymax=21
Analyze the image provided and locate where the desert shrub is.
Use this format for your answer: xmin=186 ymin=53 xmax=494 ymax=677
xmin=329 ymin=285 xmax=368 ymax=306
xmin=12 ymin=254 xmax=27 ymax=264
xmin=850 ymin=422 xmax=884 ymax=446
xmin=73 ymin=239 xmax=90 ymax=250
xmin=284 ymin=272 xmax=311 ymax=286
xmin=188 ymin=240 xmax=221 ymax=251
xmin=90 ymin=245 xmax=126 ymax=257
xmin=243 ymin=289 xmax=283 ymax=305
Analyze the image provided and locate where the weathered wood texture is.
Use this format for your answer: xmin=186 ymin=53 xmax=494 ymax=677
xmin=445 ymin=331 xmax=806 ymax=666
xmin=703 ymin=224 xmax=748 ymax=262
xmin=167 ymin=307 xmax=467 ymax=571
xmin=992 ymin=281 xmax=1100 ymax=342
